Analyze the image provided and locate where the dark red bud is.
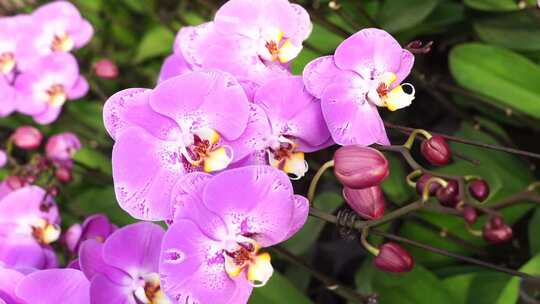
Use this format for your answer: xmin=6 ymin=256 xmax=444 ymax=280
xmin=462 ymin=205 xmax=478 ymax=224
xmin=48 ymin=186 xmax=60 ymax=197
xmin=374 ymin=242 xmax=414 ymax=273
xmin=405 ymin=40 xmax=434 ymax=54
xmin=55 ymin=167 xmax=72 ymax=184
xmin=483 ymin=216 xmax=512 ymax=244
xmin=436 ymin=179 xmax=459 ymax=207
xmin=334 ymin=145 xmax=389 ymax=189
xmin=415 ymin=174 xmax=442 ymax=196
xmin=421 ymin=135 xmax=451 ymax=166
xmin=468 ymin=179 xmax=490 ymax=202
xmin=11 ymin=126 xmax=43 ymax=150
xmin=343 ymin=186 xmax=385 ymax=220
xmin=25 ymin=175 xmax=37 ymax=184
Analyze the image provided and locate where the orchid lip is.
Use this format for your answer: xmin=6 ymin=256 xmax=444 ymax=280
xmin=0 ymin=52 xmax=15 ymax=74
xmin=223 ymin=235 xmax=274 ymax=287
xmin=267 ymin=135 xmax=308 ymax=180
xmin=133 ymin=273 xmax=170 ymax=304
xmin=51 ymin=32 xmax=75 ymax=52
xmin=46 ymin=84 xmax=67 ymax=107
xmin=179 ymin=128 xmax=234 ymax=173
xmin=31 ymin=218 xmax=61 ymax=245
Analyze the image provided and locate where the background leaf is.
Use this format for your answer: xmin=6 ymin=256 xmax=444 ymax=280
xmin=249 ymin=271 xmax=313 ymax=304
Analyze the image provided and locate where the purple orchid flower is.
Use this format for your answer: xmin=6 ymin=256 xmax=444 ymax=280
xmin=160 ymin=165 xmax=309 ymax=303
xmin=64 ymin=214 xmax=116 ymax=254
xmin=0 ymin=77 xmax=15 ymax=118
xmin=231 ymin=76 xmax=332 ymax=179
xmin=0 ymin=267 xmax=25 ymax=304
xmin=19 ymin=1 xmax=93 ymax=63
xmin=0 ymin=186 xmax=60 ymax=271
xmin=176 ymin=0 xmax=311 ymax=86
xmin=15 ymin=269 xmax=90 ymax=304
xmin=158 ymin=53 xmax=192 ymax=84
xmin=303 ymin=28 xmax=415 ymax=146
xmin=15 ymin=52 xmax=88 ymax=124
xmin=45 ymin=132 xmax=81 ymax=161
xmin=103 ymin=71 xmax=250 ymax=221
xmin=79 ymin=222 xmax=171 ymax=304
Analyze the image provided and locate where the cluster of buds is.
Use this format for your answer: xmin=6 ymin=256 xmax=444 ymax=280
xmin=334 ymin=145 xmax=415 ymax=273
xmin=1 ymin=126 xmax=81 ymax=194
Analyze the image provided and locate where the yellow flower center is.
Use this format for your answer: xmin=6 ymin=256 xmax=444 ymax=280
xmin=31 ymin=218 xmax=61 ymax=245
xmin=372 ymin=72 xmax=415 ymax=111
xmin=46 ymin=84 xmax=66 ymax=107
xmin=51 ymin=33 xmax=74 ymax=52
xmin=134 ymin=273 xmax=170 ymax=304
xmin=261 ymin=29 xmax=301 ymax=64
xmin=267 ymin=136 xmax=308 ymax=180
xmin=0 ymin=52 xmax=15 ymax=74
xmin=180 ymin=128 xmax=233 ymax=173
xmin=224 ymin=237 xmax=274 ymax=287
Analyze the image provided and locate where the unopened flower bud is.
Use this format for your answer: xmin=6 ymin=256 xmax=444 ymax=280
xmin=374 ymin=242 xmax=414 ymax=273
xmin=343 ymin=186 xmax=385 ymax=220
xmin=483 ymin=216 xmax=512 ymax=244
xmin=55 ymin=166 xmax=72 ymax=184
xmin=415 ymin=174 xmax=442 ymax=196
xmin=11 ymin=126 xmax=43 ymax=150
xmin=5 ymin=176 xmax=26 ymax=190
xmin=46 ymin=132 xmax=81 ymax=161
xmin=421 ymin=135 xmax=451 ymax=166
xmin=93 ymin=59 xmax=119 ymax=79
xmin=334 ymin=145 xmax=389 ymax=189
xmin=48 ymin=186 xmax=60 ymax=197
xmin=469 ymin=179 xmax=490 ymax=202
xmin=436 ymin=179 xmax=459 ymax=207
xmin=463 ymin=205 xmax=477 ymax=224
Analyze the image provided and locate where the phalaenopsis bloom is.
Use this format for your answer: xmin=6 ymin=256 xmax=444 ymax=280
xmin=230 ymin=76 xmax=332 ymax=179
xmin=104 ymin=71 xmax=250 ymax=221
xmin=0 ymin=1 xmax=92 ymax=123
xmin=64 ymin=214 xmax=116 ymax=254
xmin=0 ymin=186 xmax=60 ymax=271
xmin=160 ymin=166 xmax=308 ymax=303
xmin=79 ymin=222 xmax=171 ymax=303
xmin=303 ymin=28 xmax=415 ymax=146
xmin=175 ymin=0 xmax=311 ymax=88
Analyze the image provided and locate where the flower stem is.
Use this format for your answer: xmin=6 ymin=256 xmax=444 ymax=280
xmin=307 ymin=160 xmax=334 ymax=205
xmin=403 ymin=129 xmax=432 ymax=149
xmin=360 ymin=227 xmax=380 ymax=256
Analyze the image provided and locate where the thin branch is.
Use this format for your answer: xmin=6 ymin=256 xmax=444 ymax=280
xmin=272 ymin=246 xmax=377 ymax=303
xmin=384 ymin=122 xmax=540 ymax=160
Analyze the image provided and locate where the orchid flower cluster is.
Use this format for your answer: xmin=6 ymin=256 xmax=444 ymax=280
xmin=0 ymin=0 xmax=419 ymax=303
xmin=0 ymin=1 xmax=92 ymax=124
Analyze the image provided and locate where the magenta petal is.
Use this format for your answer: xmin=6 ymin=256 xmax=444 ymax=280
xmin=150 ymin=71 xmax=249 ymax=140
xmin=228 ymin=104 xmax=272 ymax=163
xmin=283 ymin=195 xmax=309 ymax=240
xmin=0 ymin=186 xmax=59 ymax=228
xmin=71 ymin=20 xmax=94 ymax=48
xmin=169 ymin=173 xmax=228 ymax=240
xmin=0 ymin=79 xmax=15 ymax=117
xmin=79 ymin=240 xmax=107 ymax=280
xmin=103 ymin=88 xmax=181 ymax=141
xmin=33 ymin=106 xmax=62 ymax=125
xmin=203 ymin=166 xmax=295 ymax=246
xmin=158 ymin=54 xmax=192 ymax=84
xmin=112 ymin=126 xmax=185 ymax=221
xmin=16 ymin=269 xmax=90 ymax=304
xmin=0 ymin=267 xmax=24 ymax=303
xmin=103 ymin=223 xmax=164 ymax=279
xmin=160 ymin=219 xmax=242 ymax=304
xmin=67 ymin=76 xmax=89 ymax=99
xmin=334 ymin=28 xmax=404 ymax=75
xmin=254 ymin=76 xmax=331 ymax=148
xmin=176 ymin=23 xmax=217 ymax=68
xmin=321 ymin=84 xmax=389 ymax=146
xmin=395 ymin=50 xmax=415 ymax=85
xmin=0 ymin=236 xmax=46 ymax=270
xmin=302 ymin=56 xmax=355 ymax=98
xmin=89 ymin=274 xmax=131 ymax=304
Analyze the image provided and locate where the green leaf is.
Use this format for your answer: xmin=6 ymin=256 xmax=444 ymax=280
xmin=356 ymin=261 xmax=456 ymax=304
xmin=283 ymin=192 xmax=343 ymax=254
xmin=464 ymin=0 xmax=536 ymax=11
xmin=496 ymin=253 xmax=540 ymax=303
xmin=442 ymin=272 xmax=510 ymax=304
xmin=381 ymin=153 xmax=414 ymax=205
xmin=449 ymin=43 xmax=540 ymax=119
xmin=377 ymin=0 xmax=440 ymax=33
xmin=474 ymin=11 xmax=540 ymax=51
xmin=134 ymin=26 xmax=174 ymax=63
xmin=68 ymin=186 xmax=136 ymax=226
xmin=529 ymin=208 xmax=540 ymax=256
xmin=73 ymin=147 xmax=112 ymax=176
xmin=249 ymin=271 xmax=312 ymax=304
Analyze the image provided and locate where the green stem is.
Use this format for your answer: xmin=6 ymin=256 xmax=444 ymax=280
xmin=360 ymin=227 xmax=380 ymax=256
xmin=403 ymin=129 xmax=432 ymax=149
xmin=307 ymin=160 xmax=334 ymax=205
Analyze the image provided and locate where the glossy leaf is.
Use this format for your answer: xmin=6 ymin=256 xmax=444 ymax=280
xmin=249 ymin=271 xmax=312 ymax=304
xmin=134 ymin=26 xmax=175 ymax=63
xmin=474 ymin=11 xmax=540 ymax=51
xmin=377 ymin=0 xmax=440 ymax=33
xmin=496 ymin=253 xmax=540 ymax=303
